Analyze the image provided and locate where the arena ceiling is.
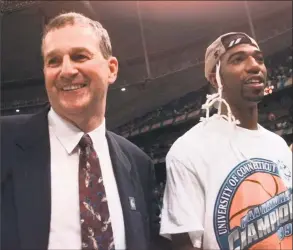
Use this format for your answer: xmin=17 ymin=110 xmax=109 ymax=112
xmin=1 ymin=1 xmax=292 ymax=128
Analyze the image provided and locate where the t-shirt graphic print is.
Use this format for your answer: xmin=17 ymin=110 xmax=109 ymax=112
xmin=214 ymin=158 xmax=292 ymax=250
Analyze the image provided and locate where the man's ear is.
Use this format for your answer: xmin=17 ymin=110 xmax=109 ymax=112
xmin=209 ymin=73 xmax=218 ymax=91
xmin=108 ymin=56 xmax=118 ymax=85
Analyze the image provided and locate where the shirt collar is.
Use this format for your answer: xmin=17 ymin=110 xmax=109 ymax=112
xmin=48 ymin=108 xmax=106 ymax=154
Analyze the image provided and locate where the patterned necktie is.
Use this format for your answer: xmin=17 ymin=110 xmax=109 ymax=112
xmin=78 ymin=134 xmax=115 ymax=250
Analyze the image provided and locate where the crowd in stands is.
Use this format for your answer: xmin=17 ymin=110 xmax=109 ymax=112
xmin=266 ymin=46 xmax=292 ymax=89
xmin=263 ymin=114 xmax=293 ymax=132
xmin=139 ymin=130 xmax=183 ymax=161
xmin=154 ymin=181 xmax=165 ymax=211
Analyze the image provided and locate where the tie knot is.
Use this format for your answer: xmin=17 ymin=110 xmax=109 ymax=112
xmin=79 ymin=134 xmax=93 ymax=149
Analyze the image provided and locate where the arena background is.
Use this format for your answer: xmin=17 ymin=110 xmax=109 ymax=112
xmin=1 ymin=1 xmax=292 ymax=199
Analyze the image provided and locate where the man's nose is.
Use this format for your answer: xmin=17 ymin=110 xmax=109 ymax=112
xmin=245 ymin=56 xmax=262 ymax=74
xmin=60 ymin=56 xmax=78 ymax=79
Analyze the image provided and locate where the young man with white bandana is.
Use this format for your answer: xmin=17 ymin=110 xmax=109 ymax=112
xmin=160 ymin=32 xmax=293 ymax=250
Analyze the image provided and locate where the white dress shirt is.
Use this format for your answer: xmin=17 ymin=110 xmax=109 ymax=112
xmin=47 ymin=108 xmax=126 ymax=250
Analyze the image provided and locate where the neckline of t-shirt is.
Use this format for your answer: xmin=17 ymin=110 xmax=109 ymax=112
xmin=212 ymin=114 xmax=266 ymax=137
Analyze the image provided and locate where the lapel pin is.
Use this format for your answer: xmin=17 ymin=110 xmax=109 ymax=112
xmin=129 ymin=197 xmax=136 ymax=210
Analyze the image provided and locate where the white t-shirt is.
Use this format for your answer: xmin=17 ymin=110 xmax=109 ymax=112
xmin=160 ymin=114 xmax=292 ymax=250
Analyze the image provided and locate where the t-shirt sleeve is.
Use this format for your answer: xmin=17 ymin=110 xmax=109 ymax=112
xmin=160 ymin=151 xmax=205 ymax=248
xmin=277 ymin=136 xmax=292 ymax=186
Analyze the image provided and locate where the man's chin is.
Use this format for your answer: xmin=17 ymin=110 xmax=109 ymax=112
xmin=65 ymin=106 xmax=88 ymax=115
xmin=56 ymin=102 xmax=89 ymax=116
xmin=244 ymin=94 xmax=264 ymax=103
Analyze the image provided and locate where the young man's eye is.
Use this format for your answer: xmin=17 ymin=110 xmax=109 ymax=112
xmin=232 ymin=57 xmax=243 ymax=64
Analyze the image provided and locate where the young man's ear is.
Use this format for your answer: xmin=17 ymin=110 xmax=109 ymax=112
xmin=208 ymin=73 xmax=218 ymax=92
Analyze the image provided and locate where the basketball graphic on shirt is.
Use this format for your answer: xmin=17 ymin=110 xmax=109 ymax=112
xmin=214 ymin=158 xmax=292 ymax=250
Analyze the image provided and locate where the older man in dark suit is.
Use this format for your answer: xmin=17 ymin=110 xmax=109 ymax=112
xmin=1 ymin=12 xmax=168 ymax=250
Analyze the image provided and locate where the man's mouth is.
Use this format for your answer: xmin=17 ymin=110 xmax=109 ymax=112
xmin=244 ymin=76 xmax=265 ymax=89
xmin=61 ymin=84 xmax=87 ymax=91
xmin=245 ymin=76 xmax=265 ymax=85
xmin=246 ymin=79 xmax=263 ymax=84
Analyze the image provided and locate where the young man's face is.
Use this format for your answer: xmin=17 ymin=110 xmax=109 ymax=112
xmin=219 ymin=43 xmax=267 ymax=108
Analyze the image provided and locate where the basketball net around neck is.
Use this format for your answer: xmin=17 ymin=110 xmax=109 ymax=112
xmin=200 ymin=61 xmax=240 ymax=126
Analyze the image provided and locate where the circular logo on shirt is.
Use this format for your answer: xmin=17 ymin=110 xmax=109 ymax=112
xmin=213 ymin=158 xmax=292 ymax=250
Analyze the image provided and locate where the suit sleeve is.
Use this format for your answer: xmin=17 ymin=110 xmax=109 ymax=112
xmin=1 ymin=118 xmax=21 ymax=249
xmin=148 ymin=159 xmax=160 ymax=236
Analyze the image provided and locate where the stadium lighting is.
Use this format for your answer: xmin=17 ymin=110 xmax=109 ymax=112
xmin=16 ymin=109 xmax=20 ymax=112
xmin=121 ymin=88 xmax=126 ymax=92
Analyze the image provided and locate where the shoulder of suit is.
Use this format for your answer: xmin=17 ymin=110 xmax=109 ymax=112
xmin=1 ymin=106 xmax=50 ymax=132
xmin=1 ymin=114 xmax=33 ymax=128
xmin=1 ymin=114 xmax=34 ymax=152
xmin=107 ymin=131 xmax=152 ymax=162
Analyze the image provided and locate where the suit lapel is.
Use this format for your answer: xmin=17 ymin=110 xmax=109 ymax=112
xmin=106 ymin=132 xmax=149 ymax=250
xmin=13 ymin=107 xmax=51 ymax=250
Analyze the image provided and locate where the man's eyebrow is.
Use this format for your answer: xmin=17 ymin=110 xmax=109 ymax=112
xmin=70 ymin=47 xmax=93 ymax=55
xmin=44 ymin=50 xmax=60 ymax=59
xmin=227 ymin=50 xmax=263 ymax=62
xmin=44 ymin=47 xmax=93 ymax=59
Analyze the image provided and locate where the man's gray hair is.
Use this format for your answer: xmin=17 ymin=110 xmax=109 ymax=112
xmin=41 ymin=12 xmax=112 ymax=59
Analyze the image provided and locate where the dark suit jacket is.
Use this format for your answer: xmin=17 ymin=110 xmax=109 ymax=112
xmin=1 ymin=107 xmax=165 ymax=250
